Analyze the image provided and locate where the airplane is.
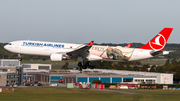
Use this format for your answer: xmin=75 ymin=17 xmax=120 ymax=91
xmin=4 ymin=28 xmax=173 ymax=69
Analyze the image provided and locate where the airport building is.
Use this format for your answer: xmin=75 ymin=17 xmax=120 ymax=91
xmin=23 ymin=69 xmax=173 ymax=84
xmin=85 ymin=69 xmax=173 ymax=84
xmin=22 ymin=64 xmax=51 ymax=70
xmin=0 ymin=59 xmax=173 ymax=86
xmin=0 ymin=59 xmax=23 ymax=86
xmin=22 ymin=64 xmax=51 ymax=83
xmin=0 ymin=59 xmax=20 ymax=66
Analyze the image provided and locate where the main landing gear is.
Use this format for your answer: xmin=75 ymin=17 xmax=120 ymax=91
xmin=78 ymin=61 xmax=95 ymax=69
xmin=18 ymin=54 xmax=22 ymax=61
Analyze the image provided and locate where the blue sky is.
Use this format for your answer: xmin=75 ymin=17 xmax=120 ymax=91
xmin=0 ymin=0 xmax=180 ymax=44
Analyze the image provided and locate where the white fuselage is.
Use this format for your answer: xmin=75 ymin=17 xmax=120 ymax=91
xmin=4 ymin=40 xmax=157 ymax=62
xmin=4 ymin=40 xmax=81 ymax=56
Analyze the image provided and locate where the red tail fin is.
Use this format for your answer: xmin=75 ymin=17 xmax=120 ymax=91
xmin=138 ymin=28 xmax=173 ymax=50
xmin=87 ymin=41 xmax=94 ymax=46
xmin=125 ymin=43 xmax=132 ymax=47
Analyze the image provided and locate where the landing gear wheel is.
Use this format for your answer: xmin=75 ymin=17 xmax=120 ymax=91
xmin=78 ymin=62 xmax=83 ymax=67
xmin=77 ymin=61 xmax=94 ymax=70
xmin=18 ymin=58 xmax=22 ymax=61
xmin=90 ymin=65 xmax=95 ymax=69
xmin=85 ymin=62 xmax=91 ymax=67
xmin=82 ymin=65 xmax=87 ymax=69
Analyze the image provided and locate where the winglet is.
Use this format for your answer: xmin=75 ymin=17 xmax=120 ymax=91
xmin=125 ymin=43 xmax=132 ymax=47
xmin=87 ymin=41 xmax=94 ymax=45
xmin=138 ymin=28 xmax=173 ymax=51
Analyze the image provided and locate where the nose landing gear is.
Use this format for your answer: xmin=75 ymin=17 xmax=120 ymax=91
xmin=18 ymin=54 xmax=22 ymax=61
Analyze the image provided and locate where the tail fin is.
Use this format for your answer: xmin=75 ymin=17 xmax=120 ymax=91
xmin=125 ymin=43 xmax=132 ymax=47
xmin=138 ymin=28 xmax=173 ymax=51
xmin=87 ymin=41 xmax=94 ymax=46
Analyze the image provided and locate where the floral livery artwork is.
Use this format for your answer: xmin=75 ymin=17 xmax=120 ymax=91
xmin=89 ymin=45 xmax=134 ymax=61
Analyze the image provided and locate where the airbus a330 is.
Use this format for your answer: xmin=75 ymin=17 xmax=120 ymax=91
xmin=4 ymin=28 xmax=173 ymax=69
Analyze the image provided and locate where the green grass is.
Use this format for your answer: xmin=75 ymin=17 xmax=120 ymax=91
xmin=141 ymin=59 xmax=166 ymax=63
xmin=117 ymin=89 xmax=180 ymax=101
xmin=51 ymin=65 xmax=77 ymax=69
xmin=1 ymin=87 xmax=180 ymax=101
xmin=21 ymin=61 xmax=78 ymax=69
xmin=21 ymin=60 xmax=78 ymax=64
xmin=21 ymin=59 xmax=167 ymax=69
xmin=21 ymin=59 xmax=166 ymax=65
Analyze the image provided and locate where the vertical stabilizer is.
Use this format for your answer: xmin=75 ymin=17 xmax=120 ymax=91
xmin=125 ymin=43 xmax=132 ymax=47
xmin=138 ymin=28 xmax=173 ymax=51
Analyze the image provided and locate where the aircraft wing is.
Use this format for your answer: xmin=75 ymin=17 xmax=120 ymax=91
xmin=66 ymin=41 xmax=94 ymax=58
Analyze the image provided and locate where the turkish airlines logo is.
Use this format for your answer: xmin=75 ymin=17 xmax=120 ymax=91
xmin=149 ymin=34 xmax=166 ymax=50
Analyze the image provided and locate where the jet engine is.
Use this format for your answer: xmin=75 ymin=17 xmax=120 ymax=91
xmin=50 ymin=53 xmax=67 ymax=61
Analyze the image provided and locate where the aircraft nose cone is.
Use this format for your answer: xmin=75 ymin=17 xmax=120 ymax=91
xmin=4 ymin=45 xmax=8 ymax=50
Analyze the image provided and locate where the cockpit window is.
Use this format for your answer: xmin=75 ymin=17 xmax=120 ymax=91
xmin=8 ymin=43 xmax=12 ymax=45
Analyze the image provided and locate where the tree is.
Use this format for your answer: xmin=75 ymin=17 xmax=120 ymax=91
xmin=110 ymin=62 xmax=116 ymax=70
xmin=133 ymin=66 xmax=139 ymax=71
xmin=141 ymin=64 xmax=148 ymax=71
xmin=62 ymin=62 xmax=69 ymax=70
xmin=156 ymin=66 xmax=164 ymax=73
xmin=124 ymin=63 xmax=132 ymax=71
xmin=175 ymin=67 xmax=180 ymax=79
xmin=117 ymin=62 xmax=124 ymax=70
xmin=171 ymin=57 xmax=178 ymax=65
xmin=164 ymin=64 xmax=174 ymax=72
xmin=102 ymin=61 xmax=111 ymax=69
xmin=150 ymin=65 xmax=156 ymax=72
xmin=165 ymin=59 xmax=170 ymax=66
xmin=92 ymin=80 xmax=102 ymax=84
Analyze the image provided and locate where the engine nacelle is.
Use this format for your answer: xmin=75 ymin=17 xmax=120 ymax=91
xmin=87 ymin=54 xmax=102 ymax=61
xmin=50 ymin=53 xmax=63 ymax=61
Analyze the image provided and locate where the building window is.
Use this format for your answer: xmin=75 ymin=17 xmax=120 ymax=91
xmin=0 ymin=69 xmax=7 ymax=72
xmin=3 ymin=61 xmax=19 ymax=66
xmin=5 ymin=88 xmax=10 ymax=90
xmin=22 ymin=65 xmax=31 ymax=68
xmin=7 ymin=75 xmax=11 ymax=79
xmin=47 ymin=77 xmax=49 ymax=82
xmin=68 ymin=78 xmax=70 ymax=83
xmin=65 ymin=78 xmax=66 ymax=83
xmin=38 ymin=66 xmax=50 ymax=70
xmin=123 ymin=78 xmax=133 ymax=82
xmin=72 ymin=78 xmax=73 ymax=83
xmin=146 ymin=79 xmax=153 ymax=84
xmin=41 ymin=76 xmax=43 ymax=81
